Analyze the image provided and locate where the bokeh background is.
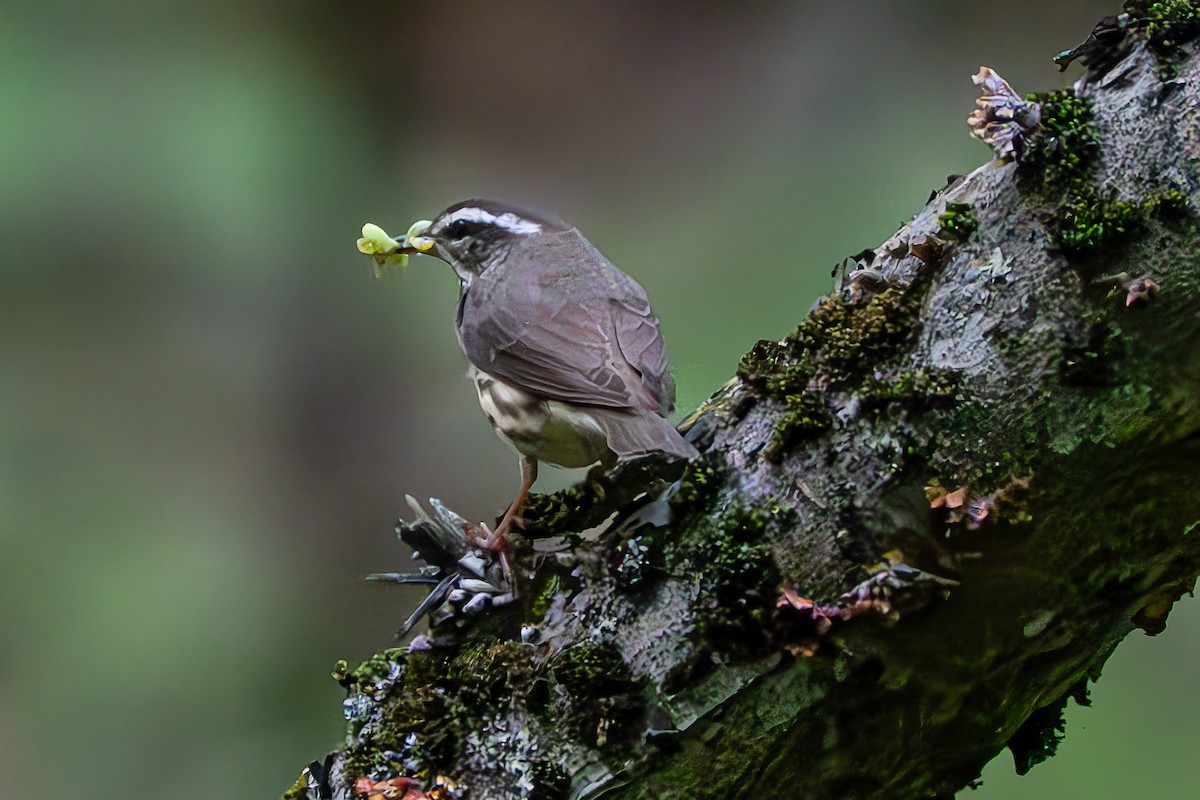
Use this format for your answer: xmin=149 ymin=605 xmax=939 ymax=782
xmin=3 ymin=1 xmax=1196 ymax=798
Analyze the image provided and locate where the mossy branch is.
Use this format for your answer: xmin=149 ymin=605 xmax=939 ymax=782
xmin=289 ymin=6 xmax=1200 ymax=800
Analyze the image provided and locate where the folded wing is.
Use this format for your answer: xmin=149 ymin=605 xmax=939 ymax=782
xmin=457 ymin=230 xmax=676 ymax=416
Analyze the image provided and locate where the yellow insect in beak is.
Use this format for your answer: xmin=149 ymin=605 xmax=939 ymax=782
xmin=355 ymin=219 xmax=436 ymax=278
xmin=356 ymin=219 xmax=431 ymax=277
xmin=404 ymin=219 xmax=435 ymax=252
xmin=356 ymin=222 xmax=408 ymax=277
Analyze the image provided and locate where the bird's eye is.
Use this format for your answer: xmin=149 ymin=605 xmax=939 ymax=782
xmin=443 ymin=220 xmax=477 ymax=240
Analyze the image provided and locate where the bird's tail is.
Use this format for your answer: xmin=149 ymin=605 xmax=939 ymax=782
xmin=593 ymin=409 xmax=700 ymax=462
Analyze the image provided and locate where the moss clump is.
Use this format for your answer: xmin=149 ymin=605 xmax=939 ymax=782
xmin=688 ymin=506 xmax=780 ymax=651
xmin=281 ymin=774 xmax=308 ymax=800
xmin=937 ymin=202 xmax=978 ymax=241
xmin=1021 ymin=89 xmax=1099 ymax=197
xmin=1059 ymin=187 xmax=1191 ymax=253
xmin=792 ymin=290 xmax=922 ymax=384
xmin=741 ymin=291 xmax=920 ymax=386
xmin=523 ymin=481 xmax=603 ymax=531
xmin=671 ymin=457 xmax=723 ymax=510
xmin=550 ymin=641 xmax=644 ymax=750
xmin=340 ymin=641 xmax=548 ymax=783
xmin=1126 ymin=1 xmax=1200 ymax=61
xmin=738 ymin=339 xmax=812 ymax=397
xmin=601 ymin=457 xmax=728 ymax=591
xmin=738 ymin=287 xmax=937 ymax=460
xmin=361 ymin=650 xmax=455 ymax=740
xmin=552 ymin=641 xmax=634 ymax=696
xmin=860 ymin=368 xmax=959 ymax=405
xmin=339 ymin=649 xmax=445 ymax=782
xmin=1059 ymin=195 xmax=1141 ymax=252
xmin=1020 ymin=88 xmax=1113 ymax=254
xmin=339 ymin=647 xmax=408 ymax=691
xmin=1021 ymin=88 xmax=1193 ymax=254
xmin=523 ymin=452 xmax=685 ymax=536
xmin=765 ymin=391 xmax=832 ymax=461
xmin=1144 ymin=188 xmax=1192 ymax=219
xmin=528 ymin=571 xmax=567 ymax=620
xmin=739 ymin=289 xmax=921 ymax=394
xmin=447 ymin=640 xmax=540 ymax=702
xmin=1059 ymin=188 xmax=1191 ymax=253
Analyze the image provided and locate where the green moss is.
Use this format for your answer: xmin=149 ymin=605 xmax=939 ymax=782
xmin=341 ymin=647 xmax=407 ymax=690
xmin=338 ymin=641 xmax=549 ymax=784
xmin=282 ymin=774 xmax=308 ymax=800
xmin=794 ymin=291 xmax=921 ymax=384
xmin=1020 ymin=89 xmax=1105 ymax=253
xmin=596 ymin=457 xmax=731 ymax=591
xmin=689 ymin=505 xmax=780 ymax=651
xmin=523 ymin=481 xmax=603 ymax=530
xmin=739 ymin=289 xmax=921 ymax=395
xmin=765 ymin=392 xmax=832 ymax=461
xmin=1059 ymin=195 xmax=1141 ymax=252
xmin=738 ymin=339 xmax=811 ymax=397
xmin=366 ymin=650 xmax=451 ymax=736
xmin=528 ymin=571 xmax=566 ymax=620
xmin=671 ymin=457 xmax=723 ymax=510
xmin=1125 ymin=1 xmax=1200 ymax=60
xmin=385 ymin=682 xmax=442 ymax=735
xmin=1021 ymin=89 xmax=1193 ymax=254
xmin=552 ymin=641 xmax=633 ymax=695
xmin=937 ymin=202 xmax=977 ymax=241
xmin=523 ymin=454 xmax=685 ymax=535
xmin=1021 ymin=89 xmax=1098 ymax=197
xmin=653 ymin=499 xmax=782 ymax=665
xmin=336 ymin=649 xmax=449 ymax=781
xmin=738 ymin=287 xmax=947 ymax=460
xmin=1060 ymin=188 xmax=1191 ymax=253
xmin=1144 ymin=188 xmax=1192 ymax=219
xmin=401 ymin=642 xmax=540 ymax=770
xmin=860 ymin=368 xmax=959 ymax=404
xmin=550 ymin=641 xmax=644 ymax=750
xmin=402 ymin=649 xmax=447 ymax=688
xmin=447 ymin=640 xmax=539 ymax=701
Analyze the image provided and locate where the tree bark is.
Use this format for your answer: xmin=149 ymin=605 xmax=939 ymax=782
xmin=287 ymin=9 xmax=1200 ymax=800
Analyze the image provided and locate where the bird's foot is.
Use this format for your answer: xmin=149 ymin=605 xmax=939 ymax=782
xmin=474 ymin=522 xmax=515 ymax=596
xmin=474 ymin=520 xmax=510 ymax=554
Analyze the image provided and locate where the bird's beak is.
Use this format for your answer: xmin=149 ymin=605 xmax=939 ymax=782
xmin=402 ymin=219 xmax=436 ymax=253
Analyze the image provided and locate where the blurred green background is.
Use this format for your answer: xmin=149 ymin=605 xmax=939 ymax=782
xmin=3 ymin=1 xmax=1196 ymax=798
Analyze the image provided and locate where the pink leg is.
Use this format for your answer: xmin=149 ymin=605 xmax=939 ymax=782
xmin=483 ymin=455 xmax=538 ymax=550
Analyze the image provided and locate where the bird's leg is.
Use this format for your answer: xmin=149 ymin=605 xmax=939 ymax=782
xmin=483 ymin=455 xmax=538 ymax=551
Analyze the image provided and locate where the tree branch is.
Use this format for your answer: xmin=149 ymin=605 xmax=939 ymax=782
xmin=287 ymin=6 xmax=1200 ymax=799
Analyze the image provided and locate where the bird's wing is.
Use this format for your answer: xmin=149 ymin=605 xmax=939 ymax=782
xmin=610 ymin=294 xmax=676 ymax=414
xmin=457 ymin=232 xmax=672 ymax=414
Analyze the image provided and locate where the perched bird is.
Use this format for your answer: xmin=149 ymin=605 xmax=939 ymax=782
xmin=393 ymin=199 xmax=697 ymax=538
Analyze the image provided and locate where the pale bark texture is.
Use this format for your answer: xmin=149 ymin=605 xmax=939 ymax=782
xmin=287 ymin=8 xmax=1200 ymax=800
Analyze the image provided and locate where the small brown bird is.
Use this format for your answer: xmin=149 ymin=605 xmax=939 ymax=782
xmin=396 ymin=199 xmax=697 ymax=538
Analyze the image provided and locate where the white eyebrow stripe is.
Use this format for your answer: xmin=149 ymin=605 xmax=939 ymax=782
xmin=437 ymin=207 xmax=543 ymax=235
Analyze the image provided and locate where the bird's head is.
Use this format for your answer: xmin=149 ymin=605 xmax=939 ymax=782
xmin=404 ymin=199 xmax=569 ymax=284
